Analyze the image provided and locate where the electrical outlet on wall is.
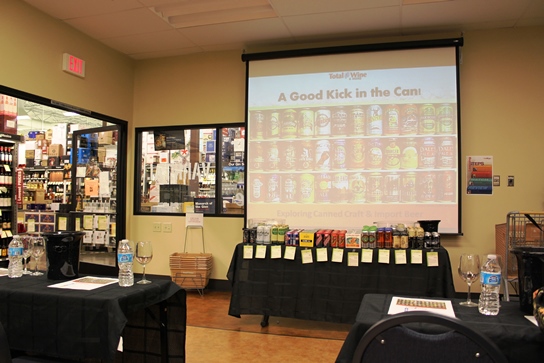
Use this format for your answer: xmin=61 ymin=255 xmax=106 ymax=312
xmin=153 ymin=222 xmax=162 ymax=232
xmin=162 ymin=222 xmax=172 ymax=233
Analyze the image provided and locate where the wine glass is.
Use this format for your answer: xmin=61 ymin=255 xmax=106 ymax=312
xmin=458 ymin=253 xmax=480 ymax=307
xmin=135 ymin=241 xmax=153 ymax=284
xmin=21 ymin=235 xmax=32 ymax=275
xmin=30 ymin=236 xmax=45 ymax=276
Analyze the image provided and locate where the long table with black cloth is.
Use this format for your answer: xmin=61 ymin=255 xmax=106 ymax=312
xmin=335 ymin=293 xmax=544 ymax=363
xmin=227 ymin=243 xmax=455 ymax=324
xmin=0 ymin=274 xmax=186 ymax=362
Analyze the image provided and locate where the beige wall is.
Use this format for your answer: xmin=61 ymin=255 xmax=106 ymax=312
xmin=2 ymin=0 xmax=544 ymax=294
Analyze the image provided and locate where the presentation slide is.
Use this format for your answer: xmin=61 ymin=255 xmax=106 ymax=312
xmin=245 ymin=46 xmax=460 ymax=233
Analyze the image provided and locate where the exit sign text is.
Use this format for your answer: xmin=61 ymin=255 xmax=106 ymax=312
xmin=62 ymin=53 xmax=86 ymax=78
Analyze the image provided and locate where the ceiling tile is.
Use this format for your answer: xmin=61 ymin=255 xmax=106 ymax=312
xmin=270 ymin=0 xmax=401 ymax=16
xmin=100 ymin=30 xmax=196 ymax=54
xmin=22 ymin=0 xmax=143 ymax=19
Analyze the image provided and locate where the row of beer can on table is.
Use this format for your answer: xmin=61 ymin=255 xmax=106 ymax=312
xmin=249 ymin=103 xmax=455 ymax=139
xmin=249 ymin=170 xmax=456 ymax=203
xmin=250 ymin=136 xmax=455 ymax=172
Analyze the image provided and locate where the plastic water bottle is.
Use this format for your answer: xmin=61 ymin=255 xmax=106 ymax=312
xmin=478 ymin=254 xmax=501 ymax=315
xmin=8 ymin=235 xmax=24 ymax=278
xmin=117 ymin=239 xmax=134 ymax=287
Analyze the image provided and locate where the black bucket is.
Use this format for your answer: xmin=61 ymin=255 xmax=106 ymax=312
xmin=417 ymin=220 xmax=441 ymax=233
xmin=512 ymin=247 xmax=544 ymax=314
xmin=43 ymin=231 xmax=86 ymax=280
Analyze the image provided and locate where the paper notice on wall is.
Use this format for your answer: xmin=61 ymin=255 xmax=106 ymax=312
xmin=85 ymin=179 xmax=99 ymax=197
xmin=99 ymin=171 xmax=110 ymax=195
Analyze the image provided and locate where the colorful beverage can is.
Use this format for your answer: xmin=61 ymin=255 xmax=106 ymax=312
xmin=349 ymin=173 xmax=366 ymax=203
xmin=280 ymin=109 xmax=297 ymax=138
xmin=366 ymin=138 xmax=383 ymax=170
xmin=281 ymin=173 xmax=297 ymax=203
xmin=338 ymin=230 xmax=346 ymax=248
xmin=251 ymin=142 xmax=264 ymax=170
xmin=383 ymin=173 xmax=400 ymax=203
xmin=366 ymin=105 xmax=383 ymax=135
xmin=331 ymin=230 xmax=339 ymax=248
xmin=296 ymin=140 xmax=314 ymax=170
xmin=280 ymin=141 xmax=296 ymax=171
xmin=267 ymin=110 xmax=280 ymax=138
xmin=265 ymin=173 xmax=280 ymax=202
xmin=437 ymin=103 xmax=454 ymax=134
xmin=383 ymin=138 xmax=401 ymax=170
xmin=401 ymin=172 xmax=417 ymax=203
xmin=299 ymin=174 xmax=315 ymax=203
xmin=419 ymin=103 xmax=436 ymax=134
xmin=332 ymin=139 xmax=346 ymax=170
xmin=417 ymin=172 xmax=437 ymax=202
xmin=265 ymin=141 xmax=279 ymax=171
xmin=349 ymin=106 xmax=365 ymax=134
xmin=347 ymin=139 xmax=365 ymax=169
xmin=400 ymin=138 xmax=418 ymax=169
xmin=323 ymin=230 xmax=332 ymax=247
xmin=438 ymin=170 xmax=456 ymax=202
xmin=400 ymin=104 xmax=418 ymax=135
xmin=418 ymin=137 xmax=436 ymax=169
xmin=250 ymin=110 xmax=265 ymax=139
xmin=332 ymin=173 xmax=349 ymax=203
xmin=366 ymin=173 xmax=383 ymax=203
xmin=331 ymin=106 xmax=347 ymax=135
xmin=316 ymin=173 xmax=332 ymax=203
xmin=298 ymin=108 xmax=315 ymax=137
xmin=385 ymin=104 xmax=400 ymax=135
xmin=315 ymin=230 xmax=324 ymax=247
xmin=315 ymin=139 xmax=331 ymax=170
xmin=437 ymin=137 xmax=455 ymax=169
xmin=250 ymin=173 xmax=265 ymax=202
xmin=315 ymin=108 xmax=331 ymax=136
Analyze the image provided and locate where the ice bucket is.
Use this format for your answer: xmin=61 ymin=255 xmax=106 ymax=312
xmin=43 ymin=231 xmax=86 ymax=280
xmin=511 ymin=247 xmax=544 ymax=314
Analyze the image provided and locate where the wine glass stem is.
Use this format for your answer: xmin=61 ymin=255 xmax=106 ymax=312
xmin=467 ymin=283 xmax=472 ymax=303
xmin=142 ymin=266 xmax=146 ymax=280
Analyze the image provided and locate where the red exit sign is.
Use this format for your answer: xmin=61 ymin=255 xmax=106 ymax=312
xmin=62 ymin=53 xmax=86 ymax=78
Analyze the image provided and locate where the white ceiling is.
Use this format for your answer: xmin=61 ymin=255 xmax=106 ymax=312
xmin=21 ymin=0 xmax=544 ymax=60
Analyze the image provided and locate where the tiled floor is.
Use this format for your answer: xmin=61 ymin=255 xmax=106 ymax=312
xmin=185 ymin=290 xmax=351 ymax=363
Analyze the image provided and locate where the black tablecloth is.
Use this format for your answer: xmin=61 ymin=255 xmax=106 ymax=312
xmin=227 ymin=243 xmax=455 ymax=324
xmin=336 ymin=293 xmax=544 ymax=363
xmin=0 ymin=274 xmax=186 ymax=362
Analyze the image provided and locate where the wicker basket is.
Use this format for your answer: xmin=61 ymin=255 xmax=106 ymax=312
xmin=169 ymin=252 xmax=213 ymax=289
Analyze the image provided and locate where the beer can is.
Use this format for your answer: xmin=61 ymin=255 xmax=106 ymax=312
xmin=401 ymin=104 xmax=418 ymax=135
xmin=315 ymin=230 xmax=324 ymax=247
xmin=316 ymin=173 xmax=332 ymax=203
xmin=331 ymin=106 xmax=347 ymax=135
xmin=315 ymin=139 xmax=331 ymax=170
xmin=281 ymin=173 xmax=297 ymax=203
xmin=347 ymin=139 xmax=365 ymax=169
xmin=285 ymin=230 xmax=293 ymax=245
xmin=419 ymin=104 xmax=436 ymax=134
xmin=298 ymin=108 xmax=315 ymax=137
xmin=262 ymin=225 xmax=271 ymax=244
xmin=418 ymin=137 xmax=436 ymax=169
xmin=280 ymin=109 xmax=297 ymax=138
xmin=249 ymin=227 xmax=258 ymax=244
xmin=349 ymin=173 xmax=366 ymax=203
xmin=315 ymin=108 xmax=331 ymax=136
xmin=292 ymin=230 xmax=300 ymax=246
xmin=280 ymin=141 xmax=296 ymax=171
xmin=437 ymin=103 xmax=454 ymax=134
xmin=401 ymin=172 xmax=417 ymax=203
xmin=265 ymin=173 xmax=280 ymax=202
xmin=265 ymin=141 xmax=279 ymax=171
xmin=242 ymin=228 xmax=250 ymax=243
xmin=267 ymin=110 xmax=280 ymax=139
xmin=383 ymin=173 xmax=400 ymax=203
xmin=383 ymin=138 xmax=401 ymax=170
xmin=437 ymin=170 xmax=456 ymax=202
xmin=323 ymin=230 xmax=332 ymax=247
xmin=331 ymin=139 xmax=346 ymax=170
xmin=349 ymin=106 xmax=365 ymax=135
xmin=251 ymin=142 xmax=264 ymax=170
xmin=250 ymin=110 xmax=265 ymax=139
xmin=270 ymin=225 xmax=278 ymax=243
xmin=366 ymin=138 xmax=383 ymax=170
xmin=250 ymin=173 xmax=265 ymax=202
xmin=400 ymin=138 xmax=418 ymax=169
xmin=331 ymin=230 xmax=339 ymax=248
xmin=332 ymin=173 xmax=349 ymax=203
xmin=338 ymin=230 xmax=346 ymax=248
xmin=366 ymin=105 xmax=383 ymax=135
xmin=366 ymin=172 xmax=383 ymax=203
xmin=417 ymin=172 xmax=437 ymax=202
xmin=296 ymin=140 xmax=314 ymax=171
xmin=437 ymin=137 xmax=455 ymax=169
xmin=256 ymin=225 xmax=265 ymax=244
xmin=385 ymin=104 xmax=400 ymax=135
xmin=299 ymin=174 xmax=315 ymax=203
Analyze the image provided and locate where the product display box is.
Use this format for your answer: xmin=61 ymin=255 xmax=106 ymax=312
xmin=98 ymin=131 xmax=113 ymax=145
xmin=48 ymin=144 xmax=64 ymax=156
xmin=299 ymin=229 xmax=318 ymax=248
xmin=345 ymin=231 xmax=362 ymax=248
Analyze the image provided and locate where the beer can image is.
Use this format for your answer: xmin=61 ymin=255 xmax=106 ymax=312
xmin=316 ymin=173 xmax=332 ymax=203
xmin=347 ymin=139 xmax=365 ymax=169
xmin=296 ymin=140 xmax=314 ymax=171
xmin=315 ymin=108 xmax=331 ymax=136
xmin=437 ymin=170 xmax=456 ymax=202
xmin=401 ymin=172 xmax=417 ymax=203
xmin=400 ymin=104 xmax=418 ymax=135
xmin=331 ymin=106 xmax=348 ymax=135
xmin=400 ymin=138 xmax=418 ymax=169
xmin=298 ymin=108 xmax=315 ymax=137
xmin=366 ymin=104 xmax=383 ymax=135
xmin=250 ymin=110 xmax=265 ymax=139
xmin=349 ymin=173 xmax=366 ymax=203
xmin=280 ymin=141 xmax=296 ymax=171
xmin=418 ymin=137 xmax=436 ymax=169
xmin=250 ymin=173 xmax=265 ymax=202
xmin=383 ymin=138 xmax=401 ymax=170
xmin=332 ymin=173 xmax=349 ymax=203
xmin=366 ymin=138 xmax=383 ymax=170
xmin=366 ymin=172 xmax=383 ymax=203
xmin=281 ymin=173 xmax=297 ymax=203
xmin=315 ymin=139 xmax=331 ymax=170
xmin=331 ymin=139 xmax=346 ymax=170
xmin=417 ymin=172 xmax=437 ymax=202
xmin=250 ymin=141 xmax=264 ymax=170
xmin=265 ymin=141 xmax=279 ymax=171
xmin=349 ymin=106 xmax=365 ymax=135
xmin=280 ymin=109 xmax=297 ymax=138
xmin=267 ymin=110 xmax=280 ymax=139
xmin=383 ymin=173 xmax=400 ymax=203
xmin=385 ymin=104 xmax=400 ymax=135
xmin=265 ymin=173 xmax=280 ymax=202
xmin=419 ymin=103 xmax=436 ymax=134
xmin=437 ymin=136 xmax=455 ymax=169
xmin=436 ymin=103 xmax=454 ymax=134
xmin=299 ymin=173 xmax=315 ymax=203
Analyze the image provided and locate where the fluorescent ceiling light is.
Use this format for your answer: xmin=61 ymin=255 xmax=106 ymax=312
xmin=63 ymin=112 xmax=79 ymax=116
xmin=17 ymin=115 xmax=31 ymax=120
